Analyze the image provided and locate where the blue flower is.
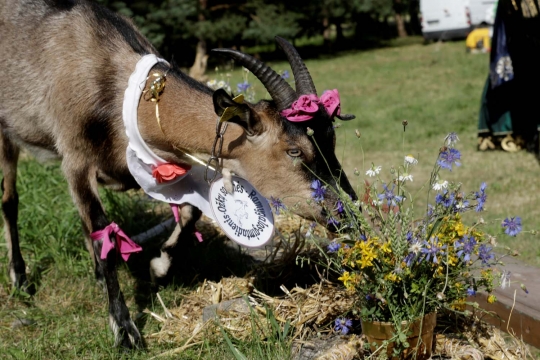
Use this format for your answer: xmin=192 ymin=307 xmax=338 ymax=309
xmin=437 ymin=148 xmax=461 ymax=171
xmin=334 ymin=318 xmax=353 ymax=335
xmin=269 ymin=196 xmax=286 ymax=214
xmin=475 ymin=182 xmax=487 ymax=212
xmin=467 ymin=288 xmax=476 ymax=296
xmin=502 ymin=216 xmax=522 ymax=237
xmin=237 ymin=81 xmax=250 ymax=93
xmin=421 ymin=237 xmax=446 ymax=264
xmin=427 ymin=204 xmax=434 ymax=217
xmin=359 ymin=234 xmax=367 ymax=241
xmin=311 ymin=180 xmax=326 ymax=202
xmin=435 ymin=190 xmax=455 ymax=208
xmin=281 ymin=70 xmax=290 ymax=80
xmin=404 ymin=253 xmax=416 ymax=267
xmin=377 ymin=183 xmax=404 ymax=208
xmin=478 ymin=244 xmax=494 ymax=265
xmin=327 ymin=241 xmax=340 ymax=253
xmin=455 ymin=235 xmax=476 ymax=262
xmin=406 ymin=231 xmax=414 ymax=243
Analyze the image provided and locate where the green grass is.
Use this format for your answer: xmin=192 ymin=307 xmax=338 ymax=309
xmin=2 ymin=37 xmax=540 ymax=358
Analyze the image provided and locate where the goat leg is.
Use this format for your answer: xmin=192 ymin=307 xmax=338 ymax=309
xmin=63 ymin=160 xmax=143 ymax=349
xmin=150 ymin=204 xmax=201 ymax=284
xmin=0 ymin=130 xmax=34 ymax=294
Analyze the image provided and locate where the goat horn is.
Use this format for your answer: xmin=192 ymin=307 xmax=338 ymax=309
xmin=274 ymin=36 xmax=317 ymax=96
xmin=211 ymin=48 xmax=297 ymax=111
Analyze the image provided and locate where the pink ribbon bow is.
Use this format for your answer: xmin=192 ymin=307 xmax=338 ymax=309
xmin=280 ymin=89 xmax=341 ymax=122
xmin=90 ymin=222 xmax=142 ymax=261
xmin=320 ymin=89 xmax=341 ymax=118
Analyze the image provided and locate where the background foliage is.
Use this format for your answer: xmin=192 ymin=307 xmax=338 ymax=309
xmin=96 ymin=0 xmax=420 ymax=66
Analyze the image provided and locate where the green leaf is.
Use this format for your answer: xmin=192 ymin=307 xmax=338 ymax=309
xmin=220 ymin=327 xmax=248 ymax=360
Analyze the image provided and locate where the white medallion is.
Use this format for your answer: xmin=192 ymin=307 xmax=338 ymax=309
xmin=210 ymin=176 xmax=274 ymax=247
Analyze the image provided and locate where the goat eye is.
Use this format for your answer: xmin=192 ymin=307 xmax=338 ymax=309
xmin=287 ymin=149 xmax=302 ymax=157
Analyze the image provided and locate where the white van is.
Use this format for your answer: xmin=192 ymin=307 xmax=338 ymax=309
xmin=420 ymin=0 xmax=497 ymax=40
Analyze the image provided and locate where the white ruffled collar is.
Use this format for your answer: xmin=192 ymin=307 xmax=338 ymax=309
xmin=122 ymin=54 xmax=216 ymax=221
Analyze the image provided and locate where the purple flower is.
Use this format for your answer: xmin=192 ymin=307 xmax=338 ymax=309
xmin=281 ymin=70 xmax=290 ymax=80
xmin=359 ymin=234 xmax=367 ymax=241
xmin=427 ymin=204 xmax=434 ymax=217
xmin=334 ymin=318 xmax=353 ymax=335
xmin=421 ymin=237 xmax=446 ymax=264
xmin=327 ymin=241 xmax=340 ymax=253
xmin=377 ymin=183 xmax=404 ymax=208
xmin=502 ymin=217 xmax=522 ymax=237
xmin=327 ymin=217 xmax=340 ymax=227
xmin=455 ymin=235 xmax=476 ymax=262
xmin=335 ymin=200 xmax=344 ymax=214
xmin=269 ymin=196 xmax=286 ymax=214
xmin=237 ymin=81 xmax=250 ymax=93
xmin=475 ymin=182 xmax=487 ymax=212
xmin=438 ymin=148 xmax=461 ymax=171
xmin=467 ymin=288 xmax=476 ymax=296
xmin=478 ymin=244 xmax=494 ymax=265
xmin=311 ymin=180 xmax=326 ymax=202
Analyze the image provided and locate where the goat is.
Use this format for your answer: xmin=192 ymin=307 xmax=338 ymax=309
xmin=0 ymin=0 xmax=356 ymax=349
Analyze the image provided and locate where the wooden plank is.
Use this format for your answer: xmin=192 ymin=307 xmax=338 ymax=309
xmin=467 ymin=256 xmax=540 ymax=349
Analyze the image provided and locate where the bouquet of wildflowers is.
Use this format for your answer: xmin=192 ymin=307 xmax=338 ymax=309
xmin=306 ymin=131 xmax=525 ymax=335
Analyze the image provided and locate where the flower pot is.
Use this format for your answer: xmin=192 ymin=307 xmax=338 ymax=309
xmin=361 ymin=312 xmax=436 ymax=360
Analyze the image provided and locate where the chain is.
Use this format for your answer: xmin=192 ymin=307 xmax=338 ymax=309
xmin=143 ymin=70 xmax=228 ymax=185
xmin=204 ymin=118 xmax=228 ymax=184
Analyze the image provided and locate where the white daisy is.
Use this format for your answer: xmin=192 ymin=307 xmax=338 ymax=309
xmin=206 ymin=79 xmax=217 ymax=88
xmin=398 ymin=174 xmax=413 ymax=182
xmin=432 ymin=180 xmax=448 ymax=191
xmin=404 ymin=155 xmax=418 ymax=165
xmin=408 ymin=241 xmax=422 ymax=255
xmin=371 ymin=199 xmax=383 ymax=206
xmin=365 ymin=165 xmax=382 ymax=177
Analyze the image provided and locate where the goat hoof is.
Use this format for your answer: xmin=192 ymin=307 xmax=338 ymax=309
xmin=11 ymin=271 xmax=35 ymax=296
xmin=110 ymin=316 xmax=144 ymax=349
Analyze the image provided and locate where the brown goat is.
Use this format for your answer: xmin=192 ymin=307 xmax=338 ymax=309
xmin=0 ymin=0 xmax=356 ymax=348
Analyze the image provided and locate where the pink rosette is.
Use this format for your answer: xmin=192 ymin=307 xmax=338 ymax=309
xmin=320 ymin=89 xmax=341 ymax=118
xmin=152 ymin=163 xmax=191 ymax=183
xmin=280 ymin=94 xmax=320 ymax=122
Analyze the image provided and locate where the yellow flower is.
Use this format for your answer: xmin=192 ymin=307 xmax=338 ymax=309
xmin=447 ymin=255 xmax=458 ymax=266
xmin=338 ymin=271 xmax=354 ymax=289
xmin=451 ymin=298 xmax=466 ymax=311
xmin=358 ymin=240 xmax=377 ymax=265
xmin=487 ymin=294 xmax=497 ymax=304
xmin=380 ymin=242 xmax=392 ymax=254
xmin=357 ymin=257 xmax=374 ymax=269
xmin=454 ymin=221 xmax=466 ymax=237
xmin=385 ymin=272 xmax=401 ymax=282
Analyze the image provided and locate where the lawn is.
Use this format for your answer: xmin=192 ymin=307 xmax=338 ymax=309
xmin=1 ymin=37 xmax=539 ymax=359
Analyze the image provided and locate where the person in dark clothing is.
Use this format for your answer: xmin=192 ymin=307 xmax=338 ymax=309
xmin=478 ymin=0 xmax=540 ymax=153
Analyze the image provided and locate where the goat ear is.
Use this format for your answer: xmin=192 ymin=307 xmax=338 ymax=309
xmin=212 ymin=89 xmax=262 ymax=136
